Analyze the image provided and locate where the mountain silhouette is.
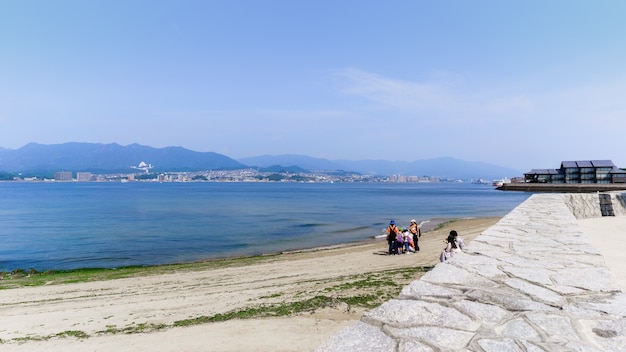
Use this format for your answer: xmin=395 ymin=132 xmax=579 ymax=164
xmin=0 ymin=142 xmax=522 ymax=180
xmin=0 ymin=142 xmax=245 ymax=174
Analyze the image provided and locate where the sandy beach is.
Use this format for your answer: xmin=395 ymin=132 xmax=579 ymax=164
xmin=0 ymin=217 xmax=499 ymax=351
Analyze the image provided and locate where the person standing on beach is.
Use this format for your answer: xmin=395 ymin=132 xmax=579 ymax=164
xmin=386 ymin=220 xmax=400 ymax=255
xmin=409 ymin=219 xmax=421 ymax=251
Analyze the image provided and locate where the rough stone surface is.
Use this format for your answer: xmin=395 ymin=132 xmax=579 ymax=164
xmin=316 ymin=192 xmax=626 ymax=351
xmin=315 ymin=321 xmax=397 ymax=352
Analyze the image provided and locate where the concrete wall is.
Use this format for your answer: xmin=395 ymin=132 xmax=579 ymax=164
xmin=563 ymin=191 xmax=626 ymax=218
xmin=317 ymin=193 xmax=626 ymax=351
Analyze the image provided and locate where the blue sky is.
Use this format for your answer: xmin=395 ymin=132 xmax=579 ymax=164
xmin=1 ymin=1 xmax=625 ymax=171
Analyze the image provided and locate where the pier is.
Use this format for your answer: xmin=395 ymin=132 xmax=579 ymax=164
xmin=497 ymin=183 xmax=626 ymax=193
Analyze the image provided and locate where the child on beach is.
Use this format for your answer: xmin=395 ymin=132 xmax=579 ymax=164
xmin=396 ymin=229 xmax=404 ymax=252
xmin=402 ymin=228 xmax=415 ymax=253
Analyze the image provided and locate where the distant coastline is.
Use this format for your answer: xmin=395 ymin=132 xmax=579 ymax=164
xmin=0 ymin=142 xmax=522 ymax=181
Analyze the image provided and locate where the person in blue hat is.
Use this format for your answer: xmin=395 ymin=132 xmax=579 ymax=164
xmin=386 ymin=220 xmax=400 ymax=255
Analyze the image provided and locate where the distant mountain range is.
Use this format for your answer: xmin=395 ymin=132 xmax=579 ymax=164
xmin=239 ymin=155 xmax=522 ymax=180
xmin=0 ymin=142 xmax=522 ymax=180
xmin=0 ymin=142 xmax=245 ymax=175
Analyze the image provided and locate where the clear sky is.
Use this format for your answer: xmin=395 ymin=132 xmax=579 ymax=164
xmin=1 ymin=1 xmax=625 ymax=171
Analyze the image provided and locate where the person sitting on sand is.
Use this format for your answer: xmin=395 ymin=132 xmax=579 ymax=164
xmin=386 ymin=220 xmax=400 ymax=255
xmin=451 ymin=230 xmax=466 ymax=250
xmin=439 ymin=231 xmax=460 ymax=262
xmin=402 ymin=228 xmax=415 ymax=253
xmin=409 ymin=219 xmax=421 ymax=251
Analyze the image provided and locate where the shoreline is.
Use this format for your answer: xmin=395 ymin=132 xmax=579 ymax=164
xmin=0 ymin=217 xmax=500 ymax=352
xmin=1 ymin=217 xmax=457 ymax=275
xmin=0 ymin=217 xmax=460 ymax=280
xmin=271 ymin=218 xmax=452 ymax=253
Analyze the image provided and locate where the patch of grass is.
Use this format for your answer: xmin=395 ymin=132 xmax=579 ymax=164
xmin=340 ymin=294 xmax=380 ymax=308
xmin=433 ymin=220 xmax=456 ymax=231
xmin=12 ymin=335 xmax=46 ymax=342
xmin=55 ymin=330 xmax=90 ymax=339
xmin=4 ymin=264 xmax=436 ymax=343
xmin=322 ymin=267 xmax=430 ymax=293
xmin=100 ymin=325 xmax=120 ymax=334
xmin=0 ymin=254 xmax=280 ymax=289
xmin=174 ymin=295 xmax=338 ymax=327
xmin=10 ymin=330 xmax=89 ymax=343
xmin=173 ymin=266 xmax=434 ymax=328
xmin=125 ymin=323 xmax=168 ymax=334
xmin=174 ymin=290 xmax=397 ymax=329
xmin=1 ymin=245 xmax=439 ymax=347
xmin=324 ymin=278 xmax=396 ymax=292
xmin=97 ymin=322 xmax=168 ymax=335
xmin=259 ymin=292 xmax=283 ymax=299
xmin=401 ymin=266 xmax=433 ymax=278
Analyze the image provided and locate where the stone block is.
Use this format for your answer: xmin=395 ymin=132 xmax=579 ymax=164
xmin=315 ymin=321 xmax=396 ymax=352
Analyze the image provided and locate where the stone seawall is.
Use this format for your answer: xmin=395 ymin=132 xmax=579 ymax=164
xmin=498 ymin=183 xmax=626 ymax=193
xmin=316 ymin=193 xmax=626 ymax=351
xmin=563 ymin=192 xmax=626 ymax=218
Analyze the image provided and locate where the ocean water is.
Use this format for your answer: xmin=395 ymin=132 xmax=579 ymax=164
xmin=0 ymin=182 xmax=530 ymax=271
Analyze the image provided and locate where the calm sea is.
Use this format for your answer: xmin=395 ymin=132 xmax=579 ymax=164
xmin=0 ymin=182 xmax=530 ymax=271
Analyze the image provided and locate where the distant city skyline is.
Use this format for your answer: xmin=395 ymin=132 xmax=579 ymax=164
xmin=1 ymin=1 xmax=625 ymax=171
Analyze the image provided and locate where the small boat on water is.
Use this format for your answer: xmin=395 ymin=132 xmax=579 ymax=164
xmin=492 ymin=177 xmax=510 ymax=187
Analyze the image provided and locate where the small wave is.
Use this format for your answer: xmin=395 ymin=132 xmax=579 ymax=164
xmin=295 ymin=223 xmax=328 ymax=228
xmin=332 ymin=226 xmax=371 ymax=234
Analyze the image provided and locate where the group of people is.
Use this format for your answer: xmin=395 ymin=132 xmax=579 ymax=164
xmin=385 ymin=219 xmax=421 ymax=255
xmin=385 ymin=219 xmax=467 ymax=262
xmin=439 ymin=230 xmax=466 ymax=262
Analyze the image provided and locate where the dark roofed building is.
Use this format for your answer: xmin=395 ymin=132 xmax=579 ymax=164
xmin=611 ymin=168 xmax=626 ymax=183
xmin=525 ymin=160 xmax=625 ymax=184
xmin=525 ymin=169 xmax=563 ymax=183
